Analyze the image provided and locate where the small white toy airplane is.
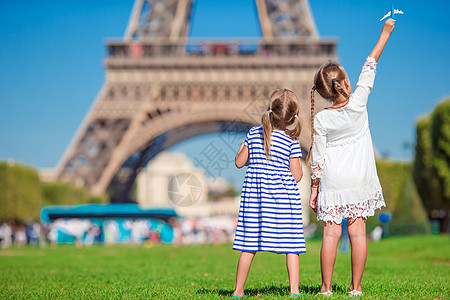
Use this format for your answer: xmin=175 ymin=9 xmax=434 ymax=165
xmin=380 ymin=3 xmax=404 ymax=21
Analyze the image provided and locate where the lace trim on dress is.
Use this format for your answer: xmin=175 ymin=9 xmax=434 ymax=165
xmin=326 ymin=126 xmax=369 ymax=148
xmin=310 ymin=161 xmax=324 ymax=180
xmin=362 ymin=56 xmax=377 ymax=73
xmin=317 ymin=190 xmax=385 ymax=224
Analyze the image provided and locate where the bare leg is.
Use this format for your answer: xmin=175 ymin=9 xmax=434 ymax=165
xmin=347 ymin=217 xmax=367 ymax=292
xmin=320 ymin=221 xmax=342 ymax=292
xmin=233 ymin=251 xmax=256 ymax=297
xmin=286 ymin=253 xmax=300 ymax=295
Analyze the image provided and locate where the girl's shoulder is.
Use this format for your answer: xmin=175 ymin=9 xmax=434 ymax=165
xmin=273 ymin=129 xmax=298 ymax=144
xmin=251 ymin=125 xmax=263 ymax=132
xmin=313 ymin=110 xmax=332 ymax=132
xmin=314 ymin=109 xmax=328 ymax=123
xmin=246 ymin=125 xmax=263 ymax=139
xmin=248 ymin=125 xmax=263 ymax=135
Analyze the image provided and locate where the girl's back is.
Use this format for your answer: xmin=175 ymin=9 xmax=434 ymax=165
xmin=246 ymin=125 xmax=302 ymax=170
xmin=313 ymin=65 xmax=375 ymax=146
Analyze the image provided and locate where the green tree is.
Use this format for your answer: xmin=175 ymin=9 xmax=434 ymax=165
xmin=365 ymin=161 xmax=413 ymax=233
xmin=390 ymin=175 xmax=431 ymax=235
xmin=0 ymin=162 xmax=107 ymax=222
xmin=413 ymin=98 xmax=450 ymax=212
xmin=431 ymin=99 xmax=450 ymax=202
xmin=42 ymin=182 xmax=107 ymax=206
xmin=0 ymin=163 xmax=12 ymax=220
xmin=0 ymin=162 xmax=43 ymax=222
xmin=376 ymin=161 xmax=411 ymax=211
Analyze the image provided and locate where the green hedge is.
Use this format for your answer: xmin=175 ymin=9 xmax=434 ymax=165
xmin=376 ymin=161 xmax=411 ymax=211
xmin=374 ymin=161 xmax=430 ymax=235
xmin=413 ymin=98 xmax=450 ymax=213
xmin=0 ymin=162 xmax=43 ymax=222
xmin=0 ymin=162 xmax=107 ymax=222
xmin=42 ymin=182 xmax=107 ymax=207
xmin=390 ymin=175 xmax=431 ymax=235
xmin=309 ymin=160 xmax=429 ymax=237
xmin=363 ymin=161 xmax=412 ymax=234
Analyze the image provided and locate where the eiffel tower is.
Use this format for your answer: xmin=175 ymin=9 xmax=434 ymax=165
xmin=55 ymin=0 xmax=336 ymax=202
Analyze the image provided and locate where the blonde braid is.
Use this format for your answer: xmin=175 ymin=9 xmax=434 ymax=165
xmin=332 ymin=79 xmax=349 ymax=99
xmin=306 ymin=86 xmax=316 ymax=169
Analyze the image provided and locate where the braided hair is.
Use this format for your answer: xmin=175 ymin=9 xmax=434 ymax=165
xmin=307 ymin=62 xmax=349 ymax=169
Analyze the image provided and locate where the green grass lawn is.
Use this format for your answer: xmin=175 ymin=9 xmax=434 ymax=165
xmin=0 ymin=235 xmax=448 ymax=299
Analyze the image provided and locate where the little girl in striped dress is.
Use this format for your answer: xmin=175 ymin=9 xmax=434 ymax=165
xmin=232 ymin=89 xmax=306 ymax=298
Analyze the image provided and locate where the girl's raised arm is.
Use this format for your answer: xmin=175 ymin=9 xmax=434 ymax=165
xmin=369 ymin=19 xmax=395 ymax=62
xmin=352 ymin=18 xmax=396 ymax=107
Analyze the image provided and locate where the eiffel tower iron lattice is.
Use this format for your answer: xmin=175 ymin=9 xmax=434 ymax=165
xmin=56 ymin=0 xmax=336 ymax=202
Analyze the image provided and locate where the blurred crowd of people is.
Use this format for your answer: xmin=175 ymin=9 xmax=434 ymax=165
xmin=0 ymin=216 xmax=242 ymax=248
xmin=0 ymin=221 xmax=43 ymax=248
xmin=4 ymin=215 xmax=429 ymax=249
xmin=170 ymin=216 xmax=238 ymax=245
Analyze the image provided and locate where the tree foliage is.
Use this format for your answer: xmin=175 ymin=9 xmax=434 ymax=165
xmin=41 ymin=182 xmax=107 ymax=206
xmin=376 ymin=161 xmax=411 ymax=211
xmin=413 ymin=98 xmax=450 ymax=212
xmin=0 ymin=162 xmax=107 ymax=222
xmin=369 ymin=161 xmax=431 ymax=235
xmin=0 ymin=162 xmax=43 ymax=222
xmin=390 ymin=175 xmax=431 ymax=235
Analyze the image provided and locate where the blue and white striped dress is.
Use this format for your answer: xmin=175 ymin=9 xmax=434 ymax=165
xmin=233 ymin=125 xmax=306 ymax=253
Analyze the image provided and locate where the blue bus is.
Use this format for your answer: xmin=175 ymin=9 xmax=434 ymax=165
xmin=40 ymin=204 xmax=177 ymax=245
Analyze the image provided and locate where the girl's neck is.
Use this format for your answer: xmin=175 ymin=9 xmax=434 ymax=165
xmin=329 ymin=96 xmax=349 ymax=110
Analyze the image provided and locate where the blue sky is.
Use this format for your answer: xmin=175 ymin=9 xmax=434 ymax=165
xmin=0 ymin=0 xmax=449 ymax=188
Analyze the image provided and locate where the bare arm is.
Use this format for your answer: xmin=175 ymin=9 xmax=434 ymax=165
xmin=309 ymin=178 xmax=320 ymax=212
xmin=289 ymin=157 xmax=303 ymax=183
xmin=370 ymin=19 xmax=395 ymax=62
xmin=235 ymin=141 xmax=249 ymax=168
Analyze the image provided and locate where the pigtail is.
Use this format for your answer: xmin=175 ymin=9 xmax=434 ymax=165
xmin=306 ymin=86 xmax=316 ymax=170
xmin=332 ymin=79 xmax=349 ymax=99
xmin=286 ymin=114 xmax=302 ymax=140
xmin=262 ymin=110 xmax=272 ymax=160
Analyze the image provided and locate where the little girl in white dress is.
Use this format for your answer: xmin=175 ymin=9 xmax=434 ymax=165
xmin=310 ymin=58 xmax=385 ymax=222
xmin=308 ymin=19 xmax=396 ymax=296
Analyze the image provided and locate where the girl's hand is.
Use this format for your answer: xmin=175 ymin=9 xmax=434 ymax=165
xmin=382 ymin=18 xmax=395 ymax=36
xmin=309 ymin=187 xmax=318 ymax=213
xmin=369 ymin=18 xmax=396 ymax=62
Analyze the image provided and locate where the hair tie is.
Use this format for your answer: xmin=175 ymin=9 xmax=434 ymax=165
xmin=332 ymin=79 xmax=337 ymax=83
xmin=312 ymin=86 xmax=317 ymax=91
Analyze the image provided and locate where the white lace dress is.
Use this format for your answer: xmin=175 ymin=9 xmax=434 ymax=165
xmin=310 ymin=57 xmax=385 ymax=224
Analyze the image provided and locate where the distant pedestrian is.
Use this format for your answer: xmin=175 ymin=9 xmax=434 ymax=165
xmin=0 ymin=223 xmax=12 ymax=248
xmin=15 ymin=225 xmax=26 ymax=246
